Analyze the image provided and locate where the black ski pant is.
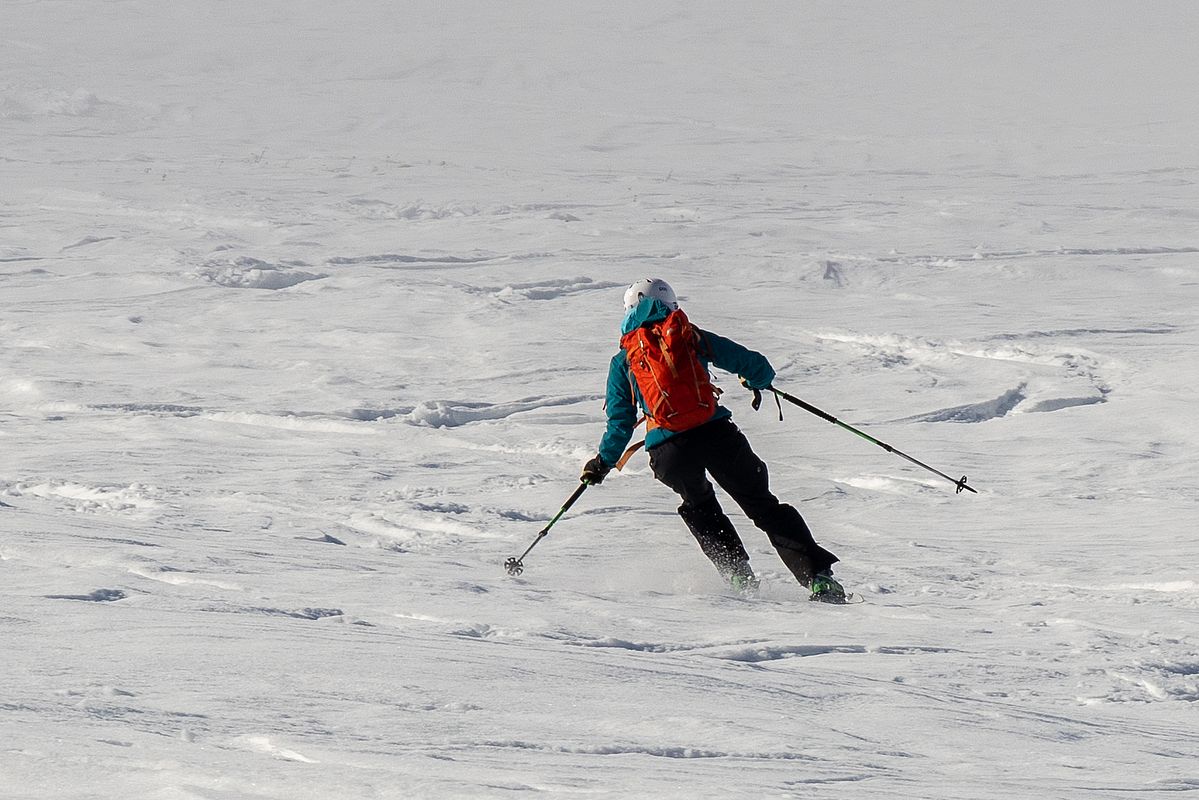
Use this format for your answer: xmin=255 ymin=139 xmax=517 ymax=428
xmin=647 ymin=416 xmax=837 ymax=586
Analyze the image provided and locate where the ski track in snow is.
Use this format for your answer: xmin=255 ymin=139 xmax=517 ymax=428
xmin=4 ymin=2 xmax=1199 ymax=798
xmin=806 ymin=330 xmax=1119 ymax=424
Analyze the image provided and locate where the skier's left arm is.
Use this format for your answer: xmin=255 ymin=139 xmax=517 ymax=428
xmin=596 ymin=353 xmax=639 ymax=468
xmin=698 ymin=330 xmax=776 ymax=390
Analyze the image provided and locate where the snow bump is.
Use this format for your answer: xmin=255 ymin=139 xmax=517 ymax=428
xmin=195 ymin=256 xmax=326 ymax=290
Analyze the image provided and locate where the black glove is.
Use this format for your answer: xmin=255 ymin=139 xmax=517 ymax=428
xmin=739 ymin=376 xmax=771 ymax=392
xmin=581 ymin=455 xmax=612 ymax=485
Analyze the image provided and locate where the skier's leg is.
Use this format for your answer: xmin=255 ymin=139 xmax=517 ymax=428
xmin=676 ymin=497 xmax=753 ymax=576
xmin=702 ymin=419 xmax=838 ymax=585
xmin=648 ymin=435 xmax=752 ymax=578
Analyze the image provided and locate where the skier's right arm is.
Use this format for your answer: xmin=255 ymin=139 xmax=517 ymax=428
xmin=596 ymin=353 xmax=638 ymax=468
xmin=700 ymin=329 xmax=776 ymax=390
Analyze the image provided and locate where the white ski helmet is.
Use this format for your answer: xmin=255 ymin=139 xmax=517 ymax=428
xmin=622 ymin=278 xmax=678 ymax=311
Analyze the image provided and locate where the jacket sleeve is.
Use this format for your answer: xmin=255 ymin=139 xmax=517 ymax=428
xmin=699 ymin=329 xmax=776 ymax=390
xmin=597 ymin=352 xmax=639 ymax=467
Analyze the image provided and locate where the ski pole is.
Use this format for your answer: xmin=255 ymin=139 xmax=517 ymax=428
xmin=759 ymin=386 xmax=978 ymax=494
xmin=504 ymin=481 xmax=589 ymax=576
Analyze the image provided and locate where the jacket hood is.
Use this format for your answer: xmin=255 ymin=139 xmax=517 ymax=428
xmin=620 ymin=297 xmax=673 ymax=336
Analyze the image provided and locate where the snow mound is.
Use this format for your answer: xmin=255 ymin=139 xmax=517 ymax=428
xmin=340 ymin=199 xmax=480 ymax=220
xmin=195 ymin=257 xmax=326 ymax=290
xmin=0 ymin=88 xmax=110 ymax=119
xmin=404 ymin=395 xmax=595 ymax=427
xmin=7 ymin=481 xmax=165 ymax=515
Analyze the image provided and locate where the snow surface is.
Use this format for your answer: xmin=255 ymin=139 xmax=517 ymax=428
xmin=3 ymin=2 xmax=1199 ymax=798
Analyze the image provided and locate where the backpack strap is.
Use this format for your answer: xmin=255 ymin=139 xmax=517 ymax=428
xmin=615 ymin=415 xmax=647 ymax=470
xmin=615 ymin=439 xmax=645 ymax=471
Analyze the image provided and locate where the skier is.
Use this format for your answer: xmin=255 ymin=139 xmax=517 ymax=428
xmin=580 ymin=278 xmax=847 ymax=602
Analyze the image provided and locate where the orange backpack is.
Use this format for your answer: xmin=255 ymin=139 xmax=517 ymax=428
xmin=620 ymin=308 xmax=718 ymax=432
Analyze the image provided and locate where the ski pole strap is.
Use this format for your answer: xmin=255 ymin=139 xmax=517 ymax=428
xmin=747 ymin=384 xmax=783 ymax=420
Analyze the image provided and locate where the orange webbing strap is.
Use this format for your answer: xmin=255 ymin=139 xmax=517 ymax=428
xmin=615 ymin=416 xmax=648 ymax=471
xmin=615 ymin=440 xmax=645 ymax=471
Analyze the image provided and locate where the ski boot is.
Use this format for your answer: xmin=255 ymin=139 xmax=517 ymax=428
xmin=809 ymin=570 xmax=847 ymax=604
xmin=726 ymin=563 xmax=760 ymax=597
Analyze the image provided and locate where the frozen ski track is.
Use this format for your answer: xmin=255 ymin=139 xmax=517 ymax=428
xmin=50 ymin=397 xmax=600 ymax=434
xmin=907 ymin=385 xmax=1029 ymax=423
xmin=44 ymin=588 xmax=129 ymax=603
xmin=325 ymin=251 xmax=502 ymax=268
xmin=712 ymin=642 xmax=960 ymax=662
xmin=809 ymin=328 xmax=1119 ymax=423
xmin=875 ymin=244 xmax=1199 ymax=265
xmin=460 ymin=275 xmax=627 ymax=302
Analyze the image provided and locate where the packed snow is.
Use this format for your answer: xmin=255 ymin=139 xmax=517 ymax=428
xmin=3 ymin=2 xmax=1198 ymax=798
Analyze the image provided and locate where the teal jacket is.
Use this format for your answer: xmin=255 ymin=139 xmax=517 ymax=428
xmin=597 ymin=298 xmax=776 ymax=467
